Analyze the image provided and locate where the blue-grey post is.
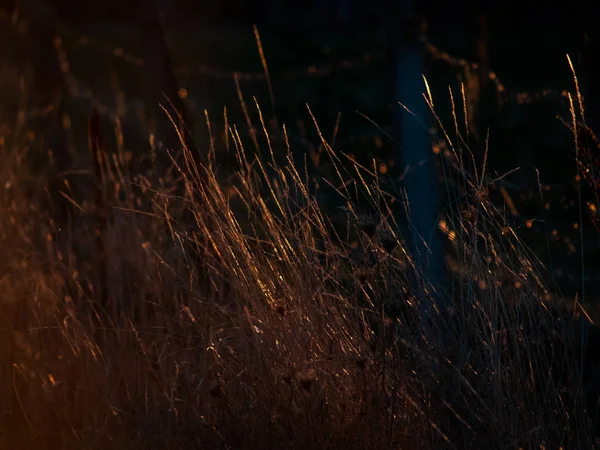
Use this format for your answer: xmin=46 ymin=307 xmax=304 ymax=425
xmin=392 ymin=0 xmax=447 ymax=318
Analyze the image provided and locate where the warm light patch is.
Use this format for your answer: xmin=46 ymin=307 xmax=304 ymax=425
xmin=61 ymin=113 xmax=71 ymax=130
xmin=438 ymin=220 xmax=456 ymax=241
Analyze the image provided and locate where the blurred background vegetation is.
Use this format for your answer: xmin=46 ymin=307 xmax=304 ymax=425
xmin=1 ymin=0 xmax=599 ymax=301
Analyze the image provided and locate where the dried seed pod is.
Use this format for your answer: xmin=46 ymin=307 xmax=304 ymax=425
xmin=359 ymin=222 xmax=377 ymax=237
xmin=295 ymin=368 xmax=316 ymax=392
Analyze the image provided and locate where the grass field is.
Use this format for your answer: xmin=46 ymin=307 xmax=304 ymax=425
xmin=1 ymin=11 xmax=600 ymax=450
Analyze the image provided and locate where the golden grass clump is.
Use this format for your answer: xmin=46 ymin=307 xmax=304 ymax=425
xmin=0 ymin=87 xmax=597 ymax=450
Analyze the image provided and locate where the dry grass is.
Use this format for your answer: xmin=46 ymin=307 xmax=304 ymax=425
xmin=0 ymin=69 xmax=598 ymax=450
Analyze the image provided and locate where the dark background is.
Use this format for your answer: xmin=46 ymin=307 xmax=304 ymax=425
xmin=2 ymin=0 xmax=600 ymax=302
